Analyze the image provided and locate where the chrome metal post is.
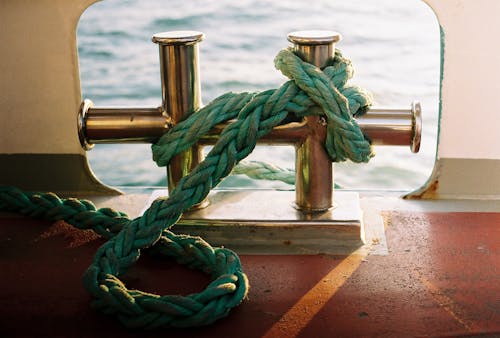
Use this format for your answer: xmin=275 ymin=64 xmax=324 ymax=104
xmin=152 ymin=31 xmax=204 ymax=192
xmin=357 ymin=102 xmax=421 ymax=153
xmin=77 ymin=100 xmax=168 ymax=149
xmin=288 ymin=30 xmax=341 ymax=212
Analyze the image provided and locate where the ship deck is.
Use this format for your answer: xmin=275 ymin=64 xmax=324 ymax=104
xmin=1 ymin=196 xmax=499 ymax=337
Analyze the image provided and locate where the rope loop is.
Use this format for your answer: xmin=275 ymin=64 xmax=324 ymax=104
xmin=82 ymin=227 xmax=249 ymax=329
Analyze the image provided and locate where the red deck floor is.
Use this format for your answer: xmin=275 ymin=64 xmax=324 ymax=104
xmin=1 ymin=211 xmax=499 ymax=337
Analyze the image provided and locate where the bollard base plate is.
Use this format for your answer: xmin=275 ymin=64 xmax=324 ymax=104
xmin=144 ymin=189 xmax=365 ymax=255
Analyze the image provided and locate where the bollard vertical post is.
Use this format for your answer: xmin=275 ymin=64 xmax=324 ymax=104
xmin=152 ymin=31 xmax=204 ymax=193
xmin=287 ymin=31 xmax=341 ymax=212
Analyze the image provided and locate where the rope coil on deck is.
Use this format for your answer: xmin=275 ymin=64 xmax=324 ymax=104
xmin=0 ymin=48 xmax=372 ymax=329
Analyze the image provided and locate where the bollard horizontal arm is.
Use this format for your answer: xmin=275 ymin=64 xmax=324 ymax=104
xmin=78 ymin=99 xmax=421 ymax=153
xmin=77 ymin=100 xmax=170 ymax=150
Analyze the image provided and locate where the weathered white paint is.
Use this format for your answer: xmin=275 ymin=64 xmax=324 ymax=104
xmin=0 ymin=0 xmax=98 ymax=154
xmin=423 ymin=0 xmax=500 ymax=160
xmin=0 ymin=0 xmax=113 ymax=194
xmin=410 ymin=0 xmax=500 ymax=199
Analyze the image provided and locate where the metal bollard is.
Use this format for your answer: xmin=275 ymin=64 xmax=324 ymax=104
xmin=78 ymin=30 xmax=422 ymax=213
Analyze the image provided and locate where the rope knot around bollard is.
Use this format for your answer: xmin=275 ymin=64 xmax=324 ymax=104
xmin=152 ymin=48 xmax=373 ymax=168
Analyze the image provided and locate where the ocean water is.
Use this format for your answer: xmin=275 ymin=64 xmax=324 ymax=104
xmin=78 ymin=0 xmax=440 ymax=191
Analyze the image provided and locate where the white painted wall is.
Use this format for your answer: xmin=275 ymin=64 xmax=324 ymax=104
xmin=423 ymin=0 xmax=500 ymax=160
xmin=0 ymin=0 xmax=98 ymax=154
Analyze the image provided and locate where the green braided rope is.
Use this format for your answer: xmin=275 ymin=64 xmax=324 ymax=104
xmin=275 ymin=49 xmax=373 ymax=162
xmin=232 ymin=160 xmax=342 ymax=188
xmin=0 ymin=185 xmax=249 ymax=329
xmin=0 ymin=187 xmax=127 ymax=238
xmin=233 ymin=160 xmax=296 ymax=185
xmin=0 ymin=48 xmax=372 ymax=329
